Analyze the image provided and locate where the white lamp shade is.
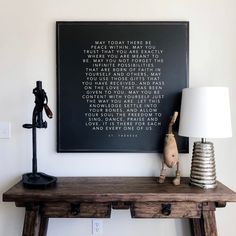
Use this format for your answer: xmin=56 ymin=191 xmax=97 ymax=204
xmin=178 ymin=87 xmax=232 ymax=138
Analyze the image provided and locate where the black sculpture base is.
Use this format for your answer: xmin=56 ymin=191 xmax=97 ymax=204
xmin=22 ymin=172 xmax=57 ymax=189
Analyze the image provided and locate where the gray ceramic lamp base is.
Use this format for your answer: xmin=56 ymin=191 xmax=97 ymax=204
xmin=190 ymin=141 xmax=217 ymax=189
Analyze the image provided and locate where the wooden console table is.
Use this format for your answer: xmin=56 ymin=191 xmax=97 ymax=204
xmin=2 ymin=177 xmax=236 ymax=236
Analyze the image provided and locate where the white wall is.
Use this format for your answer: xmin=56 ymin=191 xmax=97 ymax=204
xmin=0 ymin=0 xmax=236 ymax=235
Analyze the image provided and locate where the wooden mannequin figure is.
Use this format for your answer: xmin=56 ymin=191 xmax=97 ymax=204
xmin=159 ymin=111 xmax=180 ymax=186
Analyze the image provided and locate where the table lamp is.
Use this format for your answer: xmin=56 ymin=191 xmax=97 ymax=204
xmin=178 ymin=87 xmax=232 ymax=189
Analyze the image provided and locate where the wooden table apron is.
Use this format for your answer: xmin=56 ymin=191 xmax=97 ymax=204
xmin=2 ymin=177 xmax=236 ymax=236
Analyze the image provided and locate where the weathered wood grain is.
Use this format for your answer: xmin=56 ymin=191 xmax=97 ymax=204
xmin=2 ymin=177 xmax=236 ymax=236
xmin=22 ymin=206 xmax=40 ymax=236
xmin=41 ymin=202 xmax=111 ymax=218
xmin=131 ymin=202 xmax=201 ymax=218
xmin=38 ymin=217 xmax=48 ymax=236
xmin=190 ymin=210 xmax=217 ymax=236
xmin=3 ymin=177 xmax=236 ymax=203
xmin=202 ymin=211 xmax=217 ymax=236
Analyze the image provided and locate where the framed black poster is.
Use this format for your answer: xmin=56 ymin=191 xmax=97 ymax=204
xmin=57 ymin=21 xmax=189 ymax=153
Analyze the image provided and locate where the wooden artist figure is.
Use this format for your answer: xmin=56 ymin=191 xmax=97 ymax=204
xmin=159 ymin=111 xmax=180 ymax=186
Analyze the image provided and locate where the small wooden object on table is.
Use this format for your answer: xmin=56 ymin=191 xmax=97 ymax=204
xmin=159 ymin=111 xmax=180 ymax=185
xmin=2 ymin=177 xmax=236 ymax=236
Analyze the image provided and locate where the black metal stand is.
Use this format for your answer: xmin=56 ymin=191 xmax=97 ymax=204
xmin=22 ymin=81 xmax=57 ymax=188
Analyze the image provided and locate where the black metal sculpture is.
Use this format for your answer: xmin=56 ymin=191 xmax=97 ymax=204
xmin=22 ymin=81 xmax=57 ymax=188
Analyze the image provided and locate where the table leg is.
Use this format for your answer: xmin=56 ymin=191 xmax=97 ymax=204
xmin=38 ymin=217 xmax=49 ymax=236
xmin=190 ymin=211 xmax=217 ymax=236
xmin=190 ymin=218 xmax=202 ymax=236
xmin=22 ymin=206 xmax=48 ymax=236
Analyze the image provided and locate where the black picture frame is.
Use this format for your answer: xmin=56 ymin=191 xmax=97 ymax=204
xmin=57 ymin=21 xmax=189 ymax=153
